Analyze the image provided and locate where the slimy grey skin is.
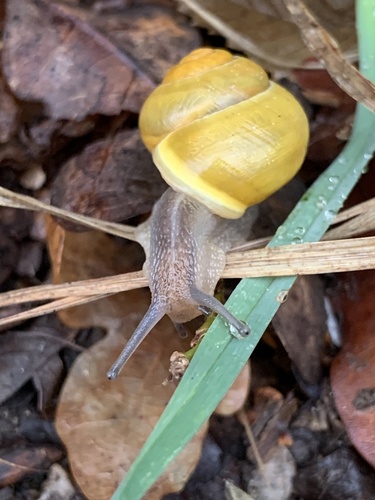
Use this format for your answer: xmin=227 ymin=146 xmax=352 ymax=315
xmin=107 ymin=189 xmax=257 ymax=380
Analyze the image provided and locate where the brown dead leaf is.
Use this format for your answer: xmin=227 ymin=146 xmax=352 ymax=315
xmin=0 ymin=446 xmax=63 ymax=487
xmin=91 ymin=3 xmax=202 ymax=82
xmin=47 ymin=221 xmax=207 ymax=498
xmin=272 ymin=275 xmax=327 ymax=389
xmin=3 ymin=0 xmax=201 ymax=123
xmin=331 ymin=270 xmax=375 ymax=468
xmin=216 ymin=362 xmax=251 ymax=417
xmin=56 ymin=315 xmax=207 ymax=500
xmin=177 ymin=0 xmax=356 ymax=70
xmin=3 ymin=0 xmax=155 ymax=120
xmin=51 ymin=130 xmax=167 ymax=226
xmin=0 ymin=328 xmax=69 ymax=410
xmin=247 ymin=390 xmax=298 ymax=463
xmin=292 ymin=68 xmax=356 ymax=163
xmin=293 ymin=68 xmax=355 ymax=108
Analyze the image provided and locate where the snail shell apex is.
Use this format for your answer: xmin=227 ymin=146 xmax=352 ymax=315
xmin=139 ymin=48 xmax=309 ymax=219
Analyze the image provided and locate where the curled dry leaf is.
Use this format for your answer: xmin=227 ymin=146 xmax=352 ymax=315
xmin=51 ymin=130 xmax=167 ymax=227
xmin=46 ymin=221 xmax=208 ymax=498
xmin=331 ymin=270 xmax=375 ymax=468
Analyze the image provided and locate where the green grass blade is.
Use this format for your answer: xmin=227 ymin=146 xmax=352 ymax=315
xmin=113 ymin=2 xmax=375 ymax=498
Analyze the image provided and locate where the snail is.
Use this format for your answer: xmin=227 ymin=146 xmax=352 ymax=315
xmin=107 ymin=48 xmax=309 ymax=379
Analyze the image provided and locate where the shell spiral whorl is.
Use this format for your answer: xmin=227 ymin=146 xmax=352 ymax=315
xmin=139 ymin=48 xmax=309 ymax=219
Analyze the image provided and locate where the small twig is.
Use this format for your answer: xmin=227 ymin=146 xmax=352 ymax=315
xmin=0 ymin=294 xmax=111 ymax=328
xmin=237 ymin=408 xmax=266 ymax=480
xmin=0 ymin=186 xmax=137 ymax=241
xmin=0 ymin=271 xmax=146 ymax=308
xmin=283 ymin=0 xmax=375 ymax=113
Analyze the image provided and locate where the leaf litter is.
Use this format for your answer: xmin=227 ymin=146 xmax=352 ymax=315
xmin=0 ymin=0 xmax=374 ymax=498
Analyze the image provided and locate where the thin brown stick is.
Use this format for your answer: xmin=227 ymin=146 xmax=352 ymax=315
xmin=0 ymin=294 xmax=111 ymax=328
xmin=283 ymin=0 xmax=375 ymax=113
xmin=0 ymin=271 xmax=146 ymax=308
xmin=0 ymin=186 xmax=137 ymax=241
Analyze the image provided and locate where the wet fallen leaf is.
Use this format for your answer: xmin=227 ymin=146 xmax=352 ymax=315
xmin=331 ymin=270 xmax=375 ymax=468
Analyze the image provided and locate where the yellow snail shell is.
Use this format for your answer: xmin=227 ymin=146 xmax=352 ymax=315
xmin=139 ymin=47 xmax=309 ymax=219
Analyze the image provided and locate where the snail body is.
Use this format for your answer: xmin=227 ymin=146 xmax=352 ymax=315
xmin=107 ymin=48 xmax=309 ymax=379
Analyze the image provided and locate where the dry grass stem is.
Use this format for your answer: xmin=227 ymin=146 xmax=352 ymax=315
xmin=0 ymin=236 xmax=374 ymax=327
xmin=0 ymin=271 xmax=146 ymax=308
xmin=0 ymin=294 xmax=112 ymax=328
xmin=0 ymin=184 xmax=374 ymax=326
xmin=224 ymin=236 xmax=375 ymax=278
xmin=283 ymin=0 xmax=375 ymax=113
xmin=230 ymin=196 xmax=375 ymax=252
xmin=0 ymin=186 xmax=137 ymax=241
